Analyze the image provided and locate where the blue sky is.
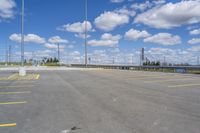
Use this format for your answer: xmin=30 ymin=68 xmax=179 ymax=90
xmin=0 ymin=0 xmax=200 ymax=65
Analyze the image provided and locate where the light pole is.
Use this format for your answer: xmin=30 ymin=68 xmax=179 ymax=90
xmin=21 ymin=0 xmax=24 ymax=67
xmin=5 ymin=42 xmax=8 ymax=66
xmin=84 ymin=0 xmax=88 ymax=67
xmin=57 ymin=43 xmax=60 ymax=64
xmin=19 ymin=0 xmax=26 ymax=76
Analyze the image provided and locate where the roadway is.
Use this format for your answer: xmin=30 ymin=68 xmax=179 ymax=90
xmin=0 ymin=69 xmax=200 ymax=133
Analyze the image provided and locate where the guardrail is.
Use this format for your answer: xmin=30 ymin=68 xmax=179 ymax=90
xmin=70 ymin=64 xmax=200 ymax=74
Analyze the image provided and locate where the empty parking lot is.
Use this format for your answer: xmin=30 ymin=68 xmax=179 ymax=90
xmin=0 ymin=69 xmax=200 ymax=133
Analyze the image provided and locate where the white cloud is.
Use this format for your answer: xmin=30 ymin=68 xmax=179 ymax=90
xmin=131 ymin=1 xmax=152 ymax=11
xmin=57 ymin=21 xmax=93 ymax=33
xmin=188 ymin=38 xmax=200 ymax=44
xmin=110 ymin=0 xmax=124 ymax=3
xmin=75 ymin=33 xmax=91 ymax=39
xmin=88 ymin=33 xmax=121 ymax=47
xmin=114 ymin=6 xmax=136 ymax=17
xmin=94 ymin=11 xmax=129 ymax=31
xmin=44 ymin=43 xmax=65 ymax=49
xmin=48 ymin=36 xmax=68 ymax=44
xmin=124 ymin=28 xmax=150 ymax=40
xmin=153 ymin=0 xmax=166 ymax=5
xmin=148 ymin=47 xmax=176 ymax=55
xmin=134 ymin=0 xmax=200 ymax=29
xmin=146 ymin=47 xmax=198 ymax=64
xmin=0 ymin=0 xmax=16 ymax=20
xmin=190 ymin=28 xmax=200 ymax=35
xmin=69 ymin=51 xmax=80 ymax=56
xmin=144 ymin=33 xmax=181 ymax=45
xmin=9 ymin=33 xmax=46 ymax=44
xmin=188 ymin=45 xmax=200 ymax=52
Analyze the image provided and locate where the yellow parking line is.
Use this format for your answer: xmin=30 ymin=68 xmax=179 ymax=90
xmin=0 ymin=85 xmax=34 ymax=88
xmin=0 ymin=81 xmax=35 ymax=84
xmin=0 ymin=101 xmax=27 ymax=105
xmin=0 ymin=123 xmax=17 ymax=127
xmin=144 ymin=78 xmax=193 ymax=83
xmin=7 ymin=74 xmax=18 ymax=80
xmin=0 ymin=91 xmax=31 ymax=95
xmin=128 ymin=76 xmax=165 ymax=80
xmin=2 ymin=73 xmax=40 ymax=81
xmin=168 ymin=84 xmax=200 ymax=88
xmin=36 ymin=74 xmax=40 ymax=80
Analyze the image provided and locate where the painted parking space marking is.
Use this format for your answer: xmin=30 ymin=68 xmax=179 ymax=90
xmin=0 ymin=91 xmax=31 ymax=95
xmin=0 ymin=73 xmax=40 ymax=81
xmin=168 ymin=83 xmax=200 ymax=88
xmin=35 ymin=74 xmax=40 ymax=79
xmin=2 ymin=80 xmax=35 ymax=83
xmin=0 ymin=101 xmax=27 ymax=105
xmin=144 ymin=78 xmax=196 ymax=83
xmin=0 ymin=123 xmax=17 ymax=127
xmin=0 ymin=85 xmax=34 ymax=89
xmin=127 ymin=75 xmax=192 ymax=80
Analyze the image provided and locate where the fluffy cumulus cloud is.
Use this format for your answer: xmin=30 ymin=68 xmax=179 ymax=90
xmin=48 ymin=36 xmax=68 ymax=44
xmin=146 ymin=47 xmax=198 ymax=64
xmin=57 ymin=21 xmax=93 ymax=33
xmin=134 ymin=0 xmax=200 ymax=29
xmin=131 ymin=0 xmax=166 ymax=11
xmin=153 ymin=0 xmax=166 ymax=5
xmin=0 ymin=0 xmax=16 ymax=20
xmin=94 ymin=11 xmax=129 ymax=31
xmin=9 ymin=34 xmax=69 ymax=50
xmin=190 ymin=28 xmax=200 ymax=35
xmin=188 ymin=38 xmax=200 ymax=44
xmin=188 ymin=45 xmax=200 ymax=52
xmin=144 ymin=33 xmax=181 ymax=45
xmin=9 ymin=33 xmax=46 ymax=44
xmin=131 ymin=1 xmax=152 ymax=11
xmin=44 ymin=43 xmax=65 ymax=49
xmin=124 ymin=28 xmax=150 ymax=40
xmin=114 ymin=6 xmax=136 ymax=17
xmin=110 ymin=0 xmax=124 ymax=3
xmin=88 ymin=33 xmax=121 ymax=47
xmin=75 ymin=33 xmax=91 ymax=39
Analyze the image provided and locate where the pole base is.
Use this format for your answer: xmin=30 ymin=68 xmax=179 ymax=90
xmin=19 ymin=67 xmax=26 ymax=76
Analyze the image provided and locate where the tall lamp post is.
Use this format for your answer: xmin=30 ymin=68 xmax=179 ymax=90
xmin=57 ymin=43 xmax=60 ymax=64
xmin=19 ymin=0 xmax=26 ymax=76
xmin=84 ymin=0 xmax=88 ymax=67
xmin=21 ymin=0 xmax=24 ymax=67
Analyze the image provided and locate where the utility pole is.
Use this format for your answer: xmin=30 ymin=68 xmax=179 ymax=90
xmin=140 ymin=48 xmax=144 ymax=66
xmin=163 ymin=56 xmax=166 ymax=66
xmin=5 ymin=42 xmax=8 ymax=66
xmin=164 ymin=56 xmax=166 ymax=63
xmin=132 ymin=55 xmax=134 ymax=65
xmin=84 ymin=0 xmax=88 ymax=67
xmin=21 ymin=0 xmax=25 ymax=67
xmin=19 ymin=0 xmax=26 ymax=76
xmin=8 ymin=45 xmax=11 ymax=64
xmin=112 ymin=45 xmax=115 ymax=64
xmin=197 ymin=56 xmax=199 ymax=66
xmin=57 ymin=43 xmax=60 ymax=64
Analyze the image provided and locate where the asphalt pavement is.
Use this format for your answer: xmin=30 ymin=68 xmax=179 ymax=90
xmin=0 ymin=69 xmax=200 ymax=133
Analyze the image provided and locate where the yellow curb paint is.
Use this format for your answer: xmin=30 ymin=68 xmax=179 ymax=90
xmin=0 ymin=101 xmax=27 ymax=105
xmin=0 ymin=123 xmax=17 ymax=127
xmin=7 ymin=74 xmax=18 ymax=80
xmin=0 ymin=91 xmax=31 ymax=95
xmin=3 ymin=73 xmax=40 ymax=81
xmin=168 ymin=84 xmax=200 ymax=88
xmin=0 ymin=85 xmax=34 ymax=88
xmin=36 ymin=74 xmax=40 ymax=80
xmin=144 ymin=78 xmax=194 ymax=83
